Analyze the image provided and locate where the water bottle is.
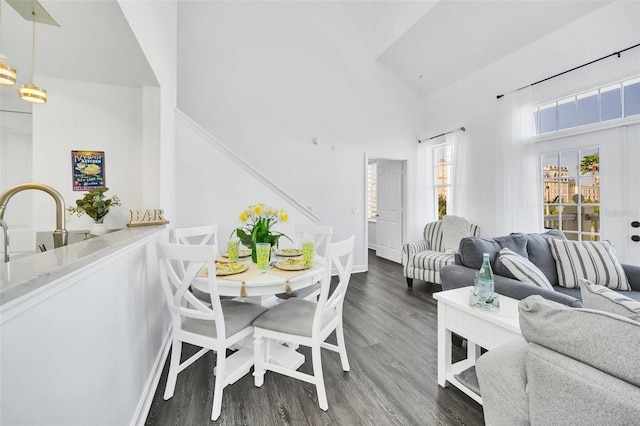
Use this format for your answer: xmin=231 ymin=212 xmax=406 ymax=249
xmin=477 ymin=253 xmax=494 ymax=305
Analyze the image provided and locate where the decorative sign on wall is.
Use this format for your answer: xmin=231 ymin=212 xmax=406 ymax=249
xmin=72 ymin=150 xmax=105 ymax=191
xmin=127 ymin=209 xmax=170 ymax=227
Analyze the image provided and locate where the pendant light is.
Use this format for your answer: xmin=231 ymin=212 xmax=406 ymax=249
xmin=19 ymin=2 xmax=46 ymax=103
xmin=0 ymin=0 xmax=18 ymax=85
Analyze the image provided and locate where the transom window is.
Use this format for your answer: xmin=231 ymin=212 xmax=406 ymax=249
xmin=541 ymin=147 xmax=600 ymax=241
xmin=534 ymin=75 xmax=640 ymax=135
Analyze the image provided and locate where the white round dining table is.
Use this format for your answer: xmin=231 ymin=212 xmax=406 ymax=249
xmin=195 ymin=256 xmax=325 ymax=307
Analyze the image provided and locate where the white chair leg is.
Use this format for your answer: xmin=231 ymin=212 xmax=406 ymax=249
xmin=335 ymin=322 xmax=350 ymax=372
xmin=253 ymin=334 xmax=265 ymax=387
xmin=164 ymin=339 xmax=182 ymax=400
xmin=311 ymin=344 xmax=328 ymax=411
xmin=211 ymin=350 xmax=225 ymax=421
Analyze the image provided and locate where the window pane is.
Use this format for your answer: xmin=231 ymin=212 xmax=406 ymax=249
xmin=435 ymin=187 xmax=450 ymax=220
xmin=533 ymin=110 xmax=539 ymax=134
xmin=560 ymin=150 xmax=579 ymax=178
xmin=367 ymin=162 xmax=377 ymax=219
xmin=577 ymin=91 xmax=599 ymax=125
xmin=539 ymin=103 xmax=557 ymax=134
xmin=624 ymin=80 xmax=640 ymax=116
xmin=557 ymin=98 xmax=576 ymax=130
xmin=601 ymin=85 xmax=622 ymax=121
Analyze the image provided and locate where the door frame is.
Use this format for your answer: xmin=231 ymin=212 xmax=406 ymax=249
xmin=363 ymin=154 xmax=408 ymax=270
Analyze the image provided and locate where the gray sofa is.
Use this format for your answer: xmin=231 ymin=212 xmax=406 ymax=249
xmin=440 ymin=230 xmax=640 ymax=307
xmin=476 ymin=295 xmax=640 ymax=425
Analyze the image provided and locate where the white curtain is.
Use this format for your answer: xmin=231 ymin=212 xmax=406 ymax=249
xmin=447 ymin=130 xmax=465 ymax=216
xmin=417 ymin=140 xmax=435 ymax=224
xmin=494 ymin=88 xmax=541 ymax=234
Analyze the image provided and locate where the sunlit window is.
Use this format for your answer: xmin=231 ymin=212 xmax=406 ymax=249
xmin=433 ymin=143 xmax=453 ymax=220
xmin=367 ymin=162 xmax=377 ymax=220
xmin=541 ymin=147 xmax=600 ymax=241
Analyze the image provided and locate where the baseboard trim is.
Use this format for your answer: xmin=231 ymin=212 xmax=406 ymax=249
xmin=131 ymin=325 xmax=173 ymax=426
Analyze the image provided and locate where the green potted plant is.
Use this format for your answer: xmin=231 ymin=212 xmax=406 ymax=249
xmin=232 ymin=203 xmax=292 ymax=263
xmin=67 ymin=187 xmax=121 ymax=236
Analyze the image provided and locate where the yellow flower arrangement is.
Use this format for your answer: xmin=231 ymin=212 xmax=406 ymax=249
xmin=232 ymin=203 xmax=292 ymax=261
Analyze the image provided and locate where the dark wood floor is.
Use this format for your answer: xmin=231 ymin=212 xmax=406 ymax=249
xmin=145 ymin=250 xmax=484 ymax=425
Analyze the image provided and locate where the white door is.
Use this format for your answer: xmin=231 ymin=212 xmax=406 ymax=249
xmin=376 ymin=160 xmax=404 ymax=263
xmin=622 ymin=124 xmax=640 ymax=264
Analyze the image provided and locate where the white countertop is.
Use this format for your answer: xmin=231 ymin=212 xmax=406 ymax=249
xmin=0 ymin=226 xmax=165 ymax=306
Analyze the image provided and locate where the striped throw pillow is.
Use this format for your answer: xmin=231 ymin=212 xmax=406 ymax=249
xmin=498 ymin=248 xmax=554 ymax=291
xmin=548 ymin=239 xmax=630 ymax=290
xmin=579 ymin=279 xmax=640 ymax=321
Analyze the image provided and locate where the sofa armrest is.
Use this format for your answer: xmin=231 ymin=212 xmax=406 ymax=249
xmin=402 ymin=239 xmax=429 ymax=263
xmin=440 ymin=265 xmax=583 ymax=307
xmin=476 ymin=338 xmax=529 ymax=426
xmin=622 ymin=263 xmax=640 ymax=291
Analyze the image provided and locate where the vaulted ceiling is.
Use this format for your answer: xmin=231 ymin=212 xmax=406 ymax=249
xmin=377 ymin=0 xmax=613 ymax=98
xmin=1 ymin=1 xmax=615 ymax=99
xmin=1 ymin=0 xmax=156 ymax=90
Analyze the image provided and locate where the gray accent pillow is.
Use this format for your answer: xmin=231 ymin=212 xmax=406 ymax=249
xmin=548 ymin=239 xmax=630 ymax=290
xmin=579 ymin=278 xmax=640 ymax=320
xmin=518 ymin=296 xmax=640 ymax=388
xmin=498 ymin=248 xmax=554 ymax=291
xmin=524 ymin=230 xmax=565 ymax=286
xmin=458 ymin=233 xmax=528 ymax=273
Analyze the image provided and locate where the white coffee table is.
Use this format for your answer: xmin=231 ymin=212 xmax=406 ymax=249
xmin=433 ymin=286 xmax=522 ymax=405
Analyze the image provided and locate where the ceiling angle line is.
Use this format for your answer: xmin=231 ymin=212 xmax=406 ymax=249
xmin=0 ymin=109 xmax=33 ymax=114
xmin=496 ymin=42 xmax=640 ymax=100
xmin=418 ymin=126 xmax=465 ymax=143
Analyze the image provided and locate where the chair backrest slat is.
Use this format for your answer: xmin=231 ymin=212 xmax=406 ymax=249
xmin=172 ymin=225 xmax=219 ymax=246
xmin=294 ymin=224 xmax=332 ymax=258
xmin=157 ymin=242 xmax=225 ymax=336
xmin=314 ymin=236 xmax=355 ymax=332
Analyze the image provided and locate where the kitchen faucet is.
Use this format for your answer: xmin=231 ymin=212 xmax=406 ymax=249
xmin=0 ymin=183 xmax=68 ymax=262
xmin=0 ymin=219 xmax=8 ymax=263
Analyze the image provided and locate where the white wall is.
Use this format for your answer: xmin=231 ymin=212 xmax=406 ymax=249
xmin=0 ymin=230 xmax=165 ymax=425
xmin=118 ymin=0 xmax=178 ymax=219
xmin=421 ymin=1 xmax=640 ymax=241
xmin=176 ymin=114 xmax=317 ymax=253
xmin=28 ymin=77 xmax=143 ymax=233
xmin=176 ymin=1 xmax=425 ymax=268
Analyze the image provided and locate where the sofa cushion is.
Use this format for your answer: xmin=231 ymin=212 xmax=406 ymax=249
xmin=498 ymin=248 xmax=554 ymax=291
xmin=458 ymin=234 xmax=528 ymax=274
xmin=579 ymin=279 xmax=640 ymax=320
xmin=409 ymin=250 xmax=455 ymax=270
xmin=524 ymin=230 xmax=565 ymax=286
xmin=518 ymin=295 xmax=640 ymax=388
xmin=548 ymin=239 xmax=630 ymax=290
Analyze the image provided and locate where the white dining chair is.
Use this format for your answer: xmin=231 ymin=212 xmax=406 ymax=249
xmin=172 ymin=224 xmax=219 ymax=246
xmin=172 ymin=225 xmax=223 ymax=302
xmin=157 ymin=242 xmax=268 ymax=421
xmin=276 ymin=224 xmax=332 ymax=301
xmin=252 ymin=235 xmax=355 ymax=411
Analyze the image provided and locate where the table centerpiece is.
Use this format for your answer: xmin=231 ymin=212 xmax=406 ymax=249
xmin=232 ymin=203 xmax=292 ymax=263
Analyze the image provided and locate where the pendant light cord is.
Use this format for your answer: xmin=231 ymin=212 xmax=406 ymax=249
xmin=30 ymin=8 xmax=36 ymax=83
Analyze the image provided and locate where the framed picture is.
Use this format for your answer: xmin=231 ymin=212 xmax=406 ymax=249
xmin=72 ymin=150 xmax=106 ymax=191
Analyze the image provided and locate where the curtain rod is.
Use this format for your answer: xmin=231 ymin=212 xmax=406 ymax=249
xmin=496 ymin=42 xmax=640 ymax=100
xmin=418 ymin=126 xmax=465 ymax=143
